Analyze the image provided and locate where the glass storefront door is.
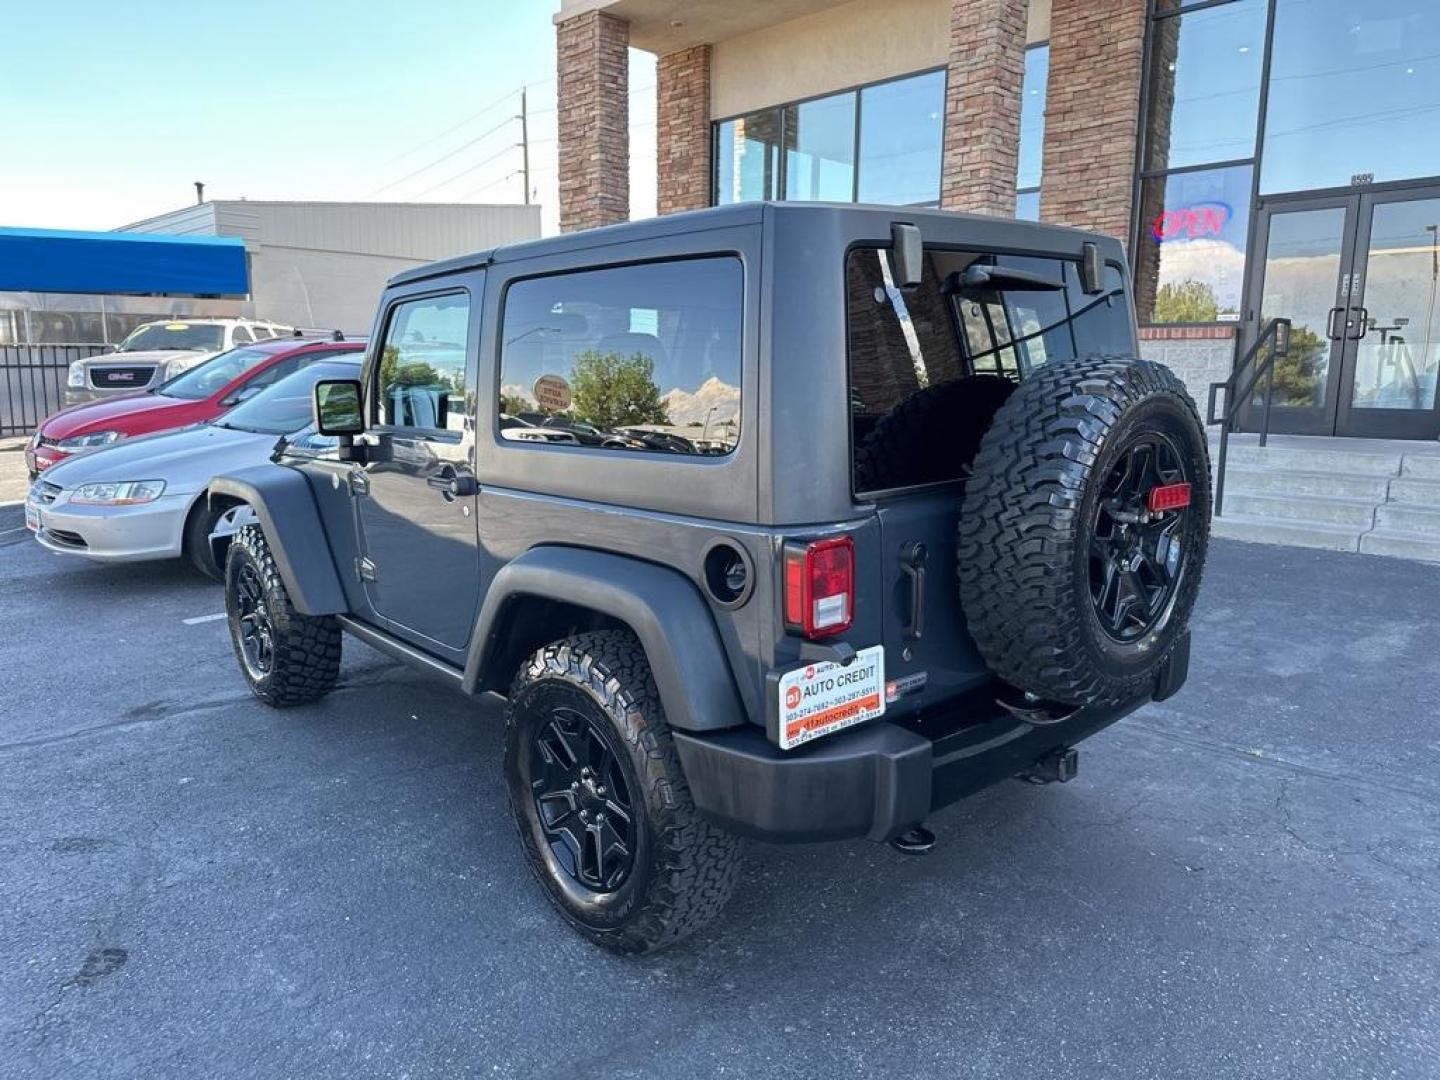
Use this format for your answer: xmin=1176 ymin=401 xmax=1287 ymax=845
xmin=1342 ymin=191 xmax=1440 ymax=438
xmin=1240 ymin=187 xmax=1440 ymax=439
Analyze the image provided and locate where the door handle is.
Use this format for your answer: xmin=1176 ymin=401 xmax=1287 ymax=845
xmin=1349 ymin=307 xmax=1370 ymax=339
xmin=899 ymin=541 xmax=927 ymax=641
xmin=1327 ymin=306 xmax=1347 ymax=341
xmin=426 ymin=466 xmax=478 ymax=501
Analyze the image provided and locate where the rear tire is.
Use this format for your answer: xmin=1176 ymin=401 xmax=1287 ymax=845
xmin=503 ymin=631 xmax=742 ymax=954
xmin=224 ymin=524 xmax=341 ymax=707
xmin=957 ymin=355 xmax=1210 ymax=705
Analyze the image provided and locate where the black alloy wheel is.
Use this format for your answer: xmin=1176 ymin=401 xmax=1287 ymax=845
xmin=1089 ymin=432 xmax=1190 ymax=643
xmin=233 ymin=562 xmax=276 ymax=679
xmin=530 ymin=704 xmax=636 ymax=892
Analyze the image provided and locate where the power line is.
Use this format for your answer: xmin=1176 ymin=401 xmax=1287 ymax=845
xmin=461 ymin=169 xmax=525 ymax=201
xmin=376 ymin=86 xmax=521 ymax=167
xmin=369 ymin=114 xmax=519 ymax=197
xmin=413 ymin=141 xmax=522 ymax=199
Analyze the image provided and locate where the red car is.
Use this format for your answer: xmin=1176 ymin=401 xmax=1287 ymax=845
xmin=27 ymin=336 xmax=365 ymax=479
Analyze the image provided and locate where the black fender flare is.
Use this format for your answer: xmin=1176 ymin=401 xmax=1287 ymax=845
xmin=464 ymin=546 xmax=747 ymax=734
xmin=209 ymin=465 xmax=348 ymax=616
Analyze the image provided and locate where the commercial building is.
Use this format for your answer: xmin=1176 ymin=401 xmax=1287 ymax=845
xmin=553 ymin=0 xmax=1440 ymax=444
xmin=2 ymin=200 xmax=541 ymax=344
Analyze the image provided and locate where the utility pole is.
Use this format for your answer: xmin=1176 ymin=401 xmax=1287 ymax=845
xmin=520 ymin=87 xmax=531 ymax=205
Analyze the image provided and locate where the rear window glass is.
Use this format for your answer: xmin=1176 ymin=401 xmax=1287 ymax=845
xmin=498 ymin=257 xmax=743 ymax=456
xmin=847 ymin=246 xmax=1134 ymax=493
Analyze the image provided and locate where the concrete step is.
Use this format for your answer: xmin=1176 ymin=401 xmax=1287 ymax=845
xmin=1375 ymin=502 xmax=1440 ymax=537
xmin=1210 ymin=513 xmax=1360 ymax=553
xmin=1387 ymin=477 xmax=1440 ymax=506
xmin=1222 ymin=491 xmax=1377 ymax=528
xmin=1399 ymin=453 xmax=1440 ymax=481
xmin=1221 ymin=467 xmax=1391 ymax=501
xmin=1212 ymin=443 xmax=1401 ymax=476
xmin=1359 ymin=530 xmax=1440 ymax=564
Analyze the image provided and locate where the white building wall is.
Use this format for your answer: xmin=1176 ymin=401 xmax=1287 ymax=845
xmin=116 ymin=200 xmax=542 ymax=335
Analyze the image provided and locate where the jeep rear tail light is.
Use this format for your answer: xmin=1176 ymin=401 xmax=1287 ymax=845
xmin=783 ymin=537 xmax=854 ymax=639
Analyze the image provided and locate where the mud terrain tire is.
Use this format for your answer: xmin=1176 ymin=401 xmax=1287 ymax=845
xmin=224 ymin=524 xmax=342 ymax=707
xmin=957 ymin=356 xmax=1210 ymax=706
xmin=504 ymin=630 xmax=742 ymax=954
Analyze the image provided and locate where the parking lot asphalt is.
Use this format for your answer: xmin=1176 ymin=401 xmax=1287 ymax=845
xmin=1 ymin=510 xmax=1437 ymax=1080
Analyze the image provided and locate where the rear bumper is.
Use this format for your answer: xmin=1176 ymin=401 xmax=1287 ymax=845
xmin=674 ymin=633 xmax=1190 ymax=844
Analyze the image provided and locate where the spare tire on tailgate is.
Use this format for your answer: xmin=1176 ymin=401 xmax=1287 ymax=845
xmin=957 ymin=355 xmax=1210 ymax=706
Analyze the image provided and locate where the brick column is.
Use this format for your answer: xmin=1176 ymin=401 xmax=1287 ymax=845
xmin=557 ymin=11 xmax=629 ymax=233
xmin=1040 ymin=0 xmax=1148 ymax=242
xmin=940 ymin=0 xmax=1030 ymax=216
xmin=657 ymin=45 xmax=712 ymax=215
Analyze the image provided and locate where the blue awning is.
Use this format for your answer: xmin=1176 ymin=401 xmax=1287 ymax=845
xmin=0 ymin=226 xmax=249 ymax=297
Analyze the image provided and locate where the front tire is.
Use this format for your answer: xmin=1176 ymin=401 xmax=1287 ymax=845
xmin=224 ymin=524 xmax=341 ymax=707
xmin=504 ymin=631 xmax=742 ymax=954
xmin=183 ymin=497 xmax=240 ymax=581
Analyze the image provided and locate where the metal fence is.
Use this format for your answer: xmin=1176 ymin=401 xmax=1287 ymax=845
xmin=0 ymin=344 xmax=108 ymax=437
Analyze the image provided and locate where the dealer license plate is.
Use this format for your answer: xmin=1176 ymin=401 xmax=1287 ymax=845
xmin=25 ymin=502 xmax=40 ymax=532
xmin=776 ymin=645 xmax=886 ymax=750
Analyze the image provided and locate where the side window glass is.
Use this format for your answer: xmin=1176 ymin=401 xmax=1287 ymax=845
xmin=497 ymin=257 xmax=743 ymax=456
xmin=376 ymin=294 xmax=471 ymax=433
xmin=233 ymin=325 xmax=254 ymax=344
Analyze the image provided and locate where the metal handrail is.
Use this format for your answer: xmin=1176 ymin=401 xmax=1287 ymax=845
xmin=1205 ymin=317 xmax=1292 ymax=518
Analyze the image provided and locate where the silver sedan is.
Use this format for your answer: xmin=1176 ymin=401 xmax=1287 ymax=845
xmin=26 ymin=357 xmax=359 ymax=578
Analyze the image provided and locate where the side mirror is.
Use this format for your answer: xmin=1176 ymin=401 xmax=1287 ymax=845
xmin=313 ymin=379 xmax=365 ymax=437
xmin=101 ymin=344 xmax=118 ymax=355
xmin=890 ymin=222 xmax=923 ymax=289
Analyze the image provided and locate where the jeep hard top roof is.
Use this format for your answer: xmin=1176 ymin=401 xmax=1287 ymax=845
xmin=386 ymin=202 xmax=1118 ymax=288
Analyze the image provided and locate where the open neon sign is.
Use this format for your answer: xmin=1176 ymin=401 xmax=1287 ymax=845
xmin=1152 ymin=201 xmax=1232 ymax=243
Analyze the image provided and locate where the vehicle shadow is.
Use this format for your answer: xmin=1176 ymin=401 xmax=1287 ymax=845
xmin=286 ymin=652 xmax=1174 ymax=979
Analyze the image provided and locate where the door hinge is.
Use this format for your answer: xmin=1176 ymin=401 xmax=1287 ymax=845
xmin=348 ymin=470 xmax=369 ymax=497
xmin=356 ymin=556 xmax=377 ymax=583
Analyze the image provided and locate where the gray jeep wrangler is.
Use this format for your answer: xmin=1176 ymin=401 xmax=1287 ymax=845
xmin=213 ymin=203 xmax=1209 ymax=954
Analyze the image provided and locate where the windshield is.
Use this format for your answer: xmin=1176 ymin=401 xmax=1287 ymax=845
xmin=118 ymin=322 xmax=225 ymax=353
xmin=156 ymin=346 xmax=275 ymax=401
xmin=215 ymin=360 xmax=360 ymax=435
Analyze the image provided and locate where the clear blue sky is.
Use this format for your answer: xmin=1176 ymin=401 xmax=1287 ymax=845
xmin=0 ymin=0 xmax=656 ymax=235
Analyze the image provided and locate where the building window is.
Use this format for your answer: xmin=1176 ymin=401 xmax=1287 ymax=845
xmin=1260 ymin=0 xmax=1440 ymax=195
xmin=713 ymin=70 xmax=944 ymax=208
xmin=714 ymin=112 xmax=780 ymax=203
xmin=1015 ymin=44 xmax=1048 ymax=219
xmin=1135 ymin=0 xmax=1267 ymax=323
xmin=1143 ymin=0 xmax=1266 ymax=172
xmin=857 ymin=70 xmax=945 ymax=206
xmin=497 ymin=258 xmax=743 ymax=456
xmin=783 ymin=92 xmax=857 ymax=202
xmin=1135 ymin=163 xmax=1254 ymax=323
